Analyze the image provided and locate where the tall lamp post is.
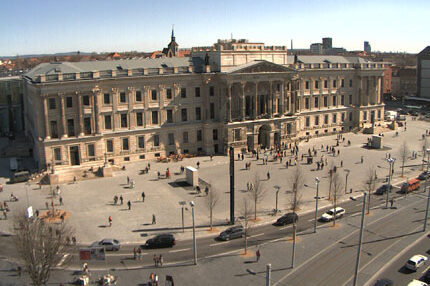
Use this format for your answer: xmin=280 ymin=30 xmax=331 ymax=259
xmin=274 ymin=185 xmax=280 ymax=214
xmin=179 ymin=201 xmax=186 ymax=233
xmin=190 ymin=201 xmax=197 ymax=265
xmin=385 ymin=158 xmax=396 ymax=208
xmin=344 ymin=169 xmax=350 ymax=194
xmin=314 ymin=177 xmax=320 ymax=233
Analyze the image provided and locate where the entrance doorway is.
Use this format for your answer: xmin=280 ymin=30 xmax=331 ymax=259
xmin=247 ymin=135 xmax=254 ymax=151
xmin=274 ymin=132 xmax=280 ymax=148
xmin=258 ymin=125 xmax=271 ymax=149
xmin=69 ymin=146 xmax=80 ymax=166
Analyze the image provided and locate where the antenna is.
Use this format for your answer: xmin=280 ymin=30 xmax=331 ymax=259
xmin=231 ymin=33 xmax=233 ymax=40
xmin=291 ymin=39 xmax=293 ymax=50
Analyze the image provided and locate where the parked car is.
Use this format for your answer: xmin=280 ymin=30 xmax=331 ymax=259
xmin=423 ymin=268 xmax=430 ymax=283
xmin=418 ymin=171 xmax=430 ymax=181
xmin=218 ymin=226 xmax=244 ymax=241
xmin=321 ymin=207 xmax=345 ymax=222
xmin=405 ymin=254 xmax=428 ymax=271
xmin=93 ymin=239 xmax=120 ymax=251
xmin=274 ymin=213 xmax=298 ymax=226
xmin=375 ymin=184 xmax=391 ymax=195
xmin=407 ymin=279 xmax=428 ymax=286
xmin=144 ymin=233 xmax=175 ymax=248
xmin=373 ymin=278 xmax=393 ymax=286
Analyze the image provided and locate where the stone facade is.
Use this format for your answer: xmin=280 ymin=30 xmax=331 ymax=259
xmin=23 ymin=39 xmax=387 ymax=174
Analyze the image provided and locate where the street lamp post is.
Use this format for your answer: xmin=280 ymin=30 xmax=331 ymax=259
xmin=385 ymin=158 xmax=396 ymax=208
xmin=179 ymin=201 xmax=186 ymax=233
xmin=353 ymin=193 xmax=367 ymax=286
xmin=344 ymin=169 xmax=350 ymax=194
xmin=274 ymin=185 xmax=280 ymax=214
xmin=314 ymin=177 xmax=320 ymax=233
xmin=190 ymin=201 xmax=197 ymax=265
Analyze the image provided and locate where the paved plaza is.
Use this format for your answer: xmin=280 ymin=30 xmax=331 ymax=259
xmin=0 ymin=117 xmax=428 ymax=245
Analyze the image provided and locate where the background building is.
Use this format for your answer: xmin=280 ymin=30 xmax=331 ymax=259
xmin=322 ymin=37 xmax=332 ymax=49
xmin=364 ymin=41 xmax=371 ymax=54
xmin=0 ymin=76 xmax=24 ymax=135
xmin=417 ymin=46 xmax=430 ymax=98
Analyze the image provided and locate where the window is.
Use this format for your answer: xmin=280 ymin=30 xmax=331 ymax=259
xmin=314 ymin=80 xmax=319 ymax=89
xmin=67 ymin=119 xmax=75 ymax=136
xmin=66 ymin=97 xmax=73 ymax=108
xmin=183 ymin=131 xmax=189 ymax=143
xmin=104 ymin=115 xmax=112 ymax=129
xmin=349 ymin=79 xmax=353 ymax=87
xmin=332 ymin=96 xmax=337 ymax=106
xmin=324 ymin=96 xmax=328 ymax=107
xmin=153 ymin=135 xmax=160 ymax=146
xmin=135 ymin=91 xmax=142 ymax=102
xmin=181 ymin=108 xmax=187 ymax=122
xmin=168 ymin=133 xmax=175 ymax=145
xmin=166 ymin=110 xmax=173 ymax=123
xmin=122 ymin=138 xmax=129 ymax=150
xmin=314 ymin=97 xmax=319 ymax=108
xmin=138 ymin=136 xmax=145 ymax=149
xmin=104 ymin=93 xmax=110 ymax=104
xmin=152 ymin=111 xmax=158 ymax=124
xmin=209 ymin=86 xmax=215 ymax=96
xmin=305 ymin=81 xmax=309 ymax=89
xmin=349 ymin=94 xmax=353 ymax=105
xmin=87 ymin=144 xmax=95 ymax=160
xmin=197 ymin=130 xmax=202 ymax=141
xmin=234 ymin=129 xmax=241 ymax=141
xmin=120 ymin=92 xmax=126 ymax=103
xmin=151 ymin=90 xmax=157 ymax=100
xmin=210 ymin=103 xmax=215 ymax=119
xmin=195 ymin=87 xmax=200 ymax=97
xmin=49 ymin=98 xmax=56 ymax=109
xmin=305 ymin=98 xmax=309 ymax=109
xmin=333 ymin=80 xmax=337 ymax=88
xmin=83 ymin=95 xmax=90 ymax=106
xmin=341 ymin=112 xmax=345 ymax=122
xmin=349 ymin=112 xmax=353 ymax=121
xmin=341 ymin=79 xmax=345 ymax=87
xmin=181 ymin=88 xmax=186 ymax=98
xmin=136 ymin=112 xmax=143 ymax=126
xmin=378 ymin=110 xmax=381 ymax=119
xmin=363 ymin=111 xmax=368 ymax=120
xmin=324 ymin=115 xmax=329 ymax=124
xmin=106 ymin=140 xmax=113 ymax=153
xmin=324 ymin=80 xmax=328 ymax=88
xmin=166 ymin=88 xmax=172 ymax=99
xmin=341 ymin=95 xmax=345 ymax=105
xmin=118 ymin=114 xmax=126 ymax=128
xmin=195 ymin=107 xmax=201 ymax=121
xmin=315 ymin=116 xmax=319 ymax=125
xmin=305 ymin=117 xmax=310 ymax=127
xmin=213 ymin=129 xmax=218 ymax=140
xmin=333 ymin=114 xmax=337 ymax=123
xmin=84 ymin=118 xmax=91 ymax=135
xmin=54 ymin=148 xmax=61 ymax=163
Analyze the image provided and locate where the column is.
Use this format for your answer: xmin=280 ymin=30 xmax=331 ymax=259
xmin=280 ymin=81 xmax=285 ymax=115
xmin=77 ymin=93 xmax=84 ymax=136
xmin=128 ymin=88 xmax=134 ymax=130
xmin=43 ymin=97 xmax=50 ymax=140
xmin=60 ymin=94 xmax=67 ymax=138
xmin=90 ymin=94 xmax=96 ymax=134
xmin=241 ymin=82 xmax=246 ymax=120
xmin=268 ymin=81 xmax=273 ymax=117
xmin=227 ymin=84 xmax=232 ymax=122
xmin=94 ymin=91 xmax=102 ymax=134
xmin=254 ymin=82 xmax=258 ymax=118
xmin=112 ymin=88 xmax=118 ymax=131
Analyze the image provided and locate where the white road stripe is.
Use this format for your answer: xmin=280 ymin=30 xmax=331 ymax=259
xmin=56 ymin=253 xmax=70 ymax=267
xmin=168 ymin=248 xmax=190 ymax=253
xmin=249 ymin=233 xmax=265 ymax=238
xmin=209 ymin=241 xmax=230 ymax=247
xmin=422 ymin=265 xmax=430 ymax=274
xmin=279 ymin=225 xmax=293 ymax=230
xmin=308 ymin=218 xmax=315 ymax=222
xmin=106 ymin=252 xmax=147 ymax=257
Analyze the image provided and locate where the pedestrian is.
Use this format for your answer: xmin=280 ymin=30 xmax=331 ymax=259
xmin=120 ymin=195 xmax=123 ymax=205
xmin=148 ymin=163 xmax=151 ymax=170
xmin=60 ymin=213 xmax=65 ymax=223
xmin=360 ymin=156 xmax=364 ymax=164
xmin=267 ymin=171 xmax=270 ymax=180
xmin=35 ymin=209 xmax=39 ymax=218
xmin=152 ymin=214 xmax=156 ymax=224
xmin=73 ymin=176 xmax=77 ymax=184
xmin=238 ymin=154 xmax=240 ymax=160
xmin=72 ymin=236 xmax=77 ymax=245
xmin=108 ymin=216 xmax=112 ymax=227
xmin=256 ymin=248 xmax=261 ymax=262
xmin=159 ymin=254 xmax=163 ymax=267
xmin=3 ymin=210 xmax=7 ymax=220
xmin=127 ymin=200 xmax=131 ymax=210
xmin=205 ymin=186 xmax=209 ymax=196
xmin=39 ymin=182 xmax=42 ymax=190
xmin=197 ymin=161 xmax=200 ymax=169
xmin=390 ymin=198 xmax=394 ymax=208
xmin=114 ymin=195 xmax=118 ymax=205
xmin=141 ymin=192 xmax=145 ymax=202
xmin=127 ymin=176 xmax=130 ymax=185
xmin=137 ymin=247 xmax=142 ymax=260
xmin=133 ymin=248 xmax=137 ymax=260
xmin=45 ymin=201 xmax=49 ymax=210
xmin=17 ymin=266 xmax=21 ymax=277
xmin=340 ymin=160 xmax=343 ymax=168
xmin=153 ymin=254 xmax=158 ymax=267
xmin=59 ymin=196 xmax=63 ymax=206
xmin=210 ymin=154 xmax=213 ymax=161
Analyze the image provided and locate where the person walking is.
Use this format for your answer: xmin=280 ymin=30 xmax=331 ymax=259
xmin=127 ymin=200 xmax=131 ymax=210
xmin=114 ymin=195 xmax=118 ymax=205
xmin=73 ymin=176 xmax=77 ymax=184
xmin=45 ymin=201 xmax=49 ymax=210
xmin=256 ymin=248 xmax=261 ymax=262
xmin=153 ymin=254 xmax=158 ymax=267
xmin=137 ymin=247 xmax=142 ymax=260
xmin=133 ymin=248 xmax=137 ymax=260
xmin=152 ymin=214 xmax=156 ymax=224
xmin=141 ymin=192 xmax=145 ymax=202
xmin=120 ymin=195 xmax=123 ymax=205
xmin=159 ymin=254 xmax=164 ymax=267
xmin=267 ymin=171 xmax=270 ymax=180
xmin=390 ymin=198 xmax=394 ymax=208
xmin=108 ymin=216 xmax=112 ymax=227
xmin=127 ymin=176 xmax=130 ymax=185
xmin=361 ymin=156 xmax=364 ymax=164
xmin=197 ymin=161 xmax=200 ymax=169
xmin=59 ymin=196 xmax=63 ymax=206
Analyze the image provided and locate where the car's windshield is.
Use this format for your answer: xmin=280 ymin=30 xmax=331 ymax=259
xmin=407 ymin=260 xmax=416 ymax=265
xmin=326 ymin=210 xmax=334 ymax=215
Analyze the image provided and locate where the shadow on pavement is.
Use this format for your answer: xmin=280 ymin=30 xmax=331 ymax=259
xmin=340 ymin=230 xmax=422 ymax=249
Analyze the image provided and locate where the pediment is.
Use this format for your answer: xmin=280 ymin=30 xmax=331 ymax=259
xmin=227 ymin=60 xmax=294 ymax=74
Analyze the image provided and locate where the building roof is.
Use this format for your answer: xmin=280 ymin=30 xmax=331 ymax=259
xmin=418 ymin=46 xmax=430 ymax=59
xmin=225 ymin=60 xmax=295 ymax=74
xmin=287 ymin=55 xmax=372 ymax=65
xmin=24 ymin=57 xmax=193 ymax=81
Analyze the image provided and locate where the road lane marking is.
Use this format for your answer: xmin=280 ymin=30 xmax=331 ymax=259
xmin=209 ymin=241 xmax=230 ymax=247
xmin=168 ymin=248 xmax=190 ymax=253
xmin=422 ymin=265 xmax=430 ymax=274
xmin=56 ymin=253 xmax=70 ymax=267
xmin=279 ymin=225 xmax=293 ymax=230
xmin=249 ymin=233 xmax=264 ymax=238
xmin=106 ymin=252 xmax=147 ymax=257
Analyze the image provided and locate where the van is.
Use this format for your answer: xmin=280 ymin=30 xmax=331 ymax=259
xmin=9 ymin=171 xmax=30 ymax=184
xmin=400 ymin=178 xmax=420 ymax=194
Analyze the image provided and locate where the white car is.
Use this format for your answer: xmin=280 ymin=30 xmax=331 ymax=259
xmin=321 ymin=207 xmax=345 ymax=222
xmin=407 ymin=279 xmax=428 ymax=286
xmin=405 ymin=255 xmax=428 ymax=271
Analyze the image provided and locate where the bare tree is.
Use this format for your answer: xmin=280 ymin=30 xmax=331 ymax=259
xmin=205 ymin=184 xmax=219 ymax=230
xmin=248 ymin=174 xmax=267 ymax=220
xmin=399 ymin=141 xmax=409 ymax=177
xmin=288 ymin=167 xmax=304 ymax=268
xmin=331 ymin=173 xmax=344 ymax=226
xmin=240 ymin=198 xmax=253 ymax=255
xmin=422 ymin=138 xmax=428 ymax=171
xmin=14 ymin=212 xmax=73 ymax=286
xmin=328 ymin=161 xmax=335 ymax=200
xmin=363 ymin=167 xmax=377 ymax=214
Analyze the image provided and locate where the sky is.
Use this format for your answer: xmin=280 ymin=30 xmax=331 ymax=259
xmin=0 ymin=0 xmax=428 ymax=57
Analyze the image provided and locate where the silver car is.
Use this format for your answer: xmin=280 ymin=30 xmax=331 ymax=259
xmin=95 ymin=239 xmax=120 ymax=251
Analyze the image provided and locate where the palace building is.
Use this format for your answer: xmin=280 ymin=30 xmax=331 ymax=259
xmin=23 ymin=37 xmax=387 ymax=180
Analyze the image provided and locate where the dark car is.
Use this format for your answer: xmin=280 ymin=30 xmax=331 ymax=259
xmin=373 ymin=278 xmax=393 ymax=286
xmin=144 ymin=234 xmax=175 ymax=248
xmin=218 ymin=226 xmax=244 ymax=241
xmin=424 ymin=268 xmax=430 ymax=283
xmin=375 ymin=184 xmax=391 ymax=195
xmin=418 ymin=171 xmax=429 ymax=181
xmin=274 ymin=213 xmax=298 ymax=226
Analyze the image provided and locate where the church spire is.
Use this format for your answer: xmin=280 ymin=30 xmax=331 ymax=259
xmin=171 ymin=24 xmax=175 ymax=42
